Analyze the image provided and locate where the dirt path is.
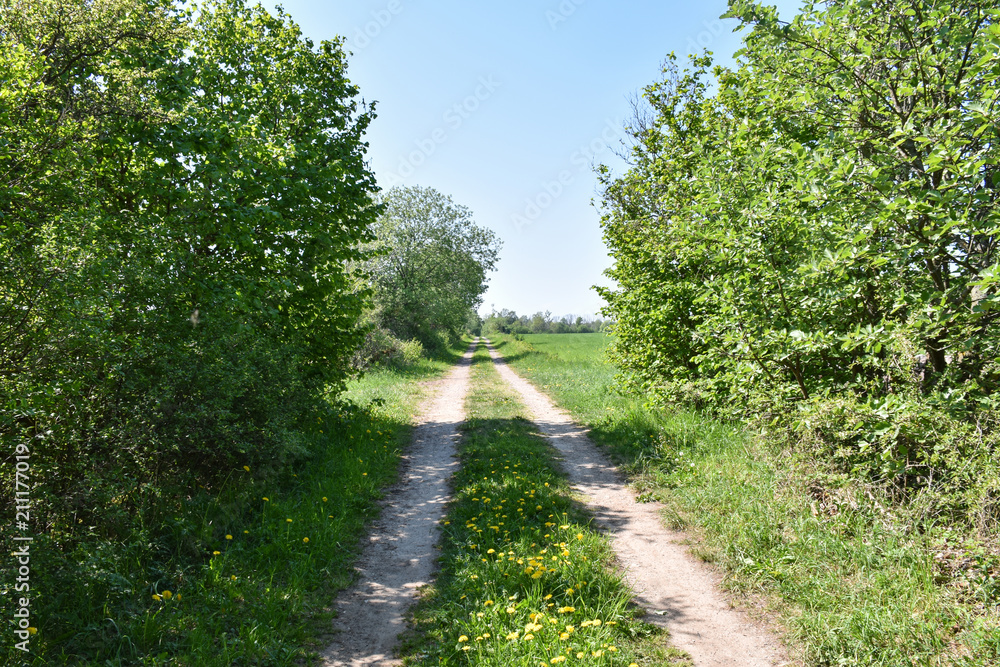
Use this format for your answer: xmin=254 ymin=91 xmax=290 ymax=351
xmin=485 ymin=341 xmax=789 ymax=667
xmin=320 ymin=341 xmax=477 ymax=667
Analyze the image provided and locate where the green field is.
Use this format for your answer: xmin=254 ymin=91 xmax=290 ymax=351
xmin=493 ymin=333 xmax=999 ymax=667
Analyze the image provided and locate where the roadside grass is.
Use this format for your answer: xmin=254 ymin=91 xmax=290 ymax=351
xmin=401 ymin=341 xmax=690 ymax=667
xmin=19 ymin=346 xmax=462 ymax=667
xmin=492 ymin=333 xmax=1000 ymax=667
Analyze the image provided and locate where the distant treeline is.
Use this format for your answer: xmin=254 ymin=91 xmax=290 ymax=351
xmin=481 ymin=309 xmax=610 ymax=335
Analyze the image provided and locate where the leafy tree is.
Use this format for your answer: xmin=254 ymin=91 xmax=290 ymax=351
xmin=599 ymin=0 xmax=999 ymax=490
xmin=1 ymin=0 xmax=379 ymax=657
xmin=368 ymin=185 xmax=500 ymax=347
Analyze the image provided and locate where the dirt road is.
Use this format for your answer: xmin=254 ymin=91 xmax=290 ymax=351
xmin=320 ymin=341 xmax=477 ymax=667
xmin=485 ymin=340 xmax=789 ymax=667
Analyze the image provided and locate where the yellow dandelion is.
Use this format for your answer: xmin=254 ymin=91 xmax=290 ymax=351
xmin=152 ymin=594 xmax=162 ymax=601
xmin=27 ymin=627 xmax=37 ymax=635
xmin=226 ymin=535 xmax=233 ymax=540
xmin=458 ymin=635 xmax=468 ymax=642
xmin=243 ymin=465 xmax=250 ymax=472
xmin=286 ymin=518 xmax=293 ymax=523
xmin=322 ymin=497 xmax=328 ymax=502
xmin=162 ymin=590 xmax=172 ymax=599
xmin=262 ymin=497 xmax=269 ymax=501
xmin=212 ymin=551 xmax=221 ymax=555
xmin=523 ymin=633 xmax=534 ymax=641
xmin=303 ymin=537 xmax=309 ymax=543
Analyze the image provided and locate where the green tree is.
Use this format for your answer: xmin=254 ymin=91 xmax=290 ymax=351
xmin=599 ymin=0 xmax=999 ymax=487
xmin=368 ymin=185 xmax=500 ymax=348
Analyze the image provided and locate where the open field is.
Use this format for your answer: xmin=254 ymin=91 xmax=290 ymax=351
xmin=494 ymin=333 xmax=1000 ymax=667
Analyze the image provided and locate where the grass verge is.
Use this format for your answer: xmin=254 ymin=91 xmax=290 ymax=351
xmin=491 ymin=333 xmax=1000 ymax=667
xmin=400 ymin=341 xmax=689 ymax=667
xmin=15 ymin=344 xmax=464 ymax=666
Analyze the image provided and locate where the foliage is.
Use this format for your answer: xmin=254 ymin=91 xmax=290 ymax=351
xmin=483 ymin=309 xmax=609 ymax=335
xmin=367 ymin=186 xmax=500 ymax=349
xmin=598 ymin=0 xmax=1000 ymax=500
xmin=1 ymin=0 xmax=380 ymax=661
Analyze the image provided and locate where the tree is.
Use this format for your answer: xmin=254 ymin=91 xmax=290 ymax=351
xmin=599 ymin=0 xmax=999 ymax=483
xmin=368 ymin=185 xmax=501 ymax=347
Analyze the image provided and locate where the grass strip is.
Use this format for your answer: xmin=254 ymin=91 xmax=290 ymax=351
xmin=493 ymin=333 xmax=1000 ymax=666
xmin=26 ymin=347 xmax=462 ymax=667
xmin=401 ymin=341 xmax=688 ymax=667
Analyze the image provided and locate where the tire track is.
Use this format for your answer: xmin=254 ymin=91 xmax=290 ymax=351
xmin=484 ymin=340 xmax=789 ymax=667
xmin=320 ymin=341 xmax=477 ymax=667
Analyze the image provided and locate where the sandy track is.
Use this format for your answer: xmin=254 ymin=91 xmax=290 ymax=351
xmin=485 ymin=341 xmax=789 ymax=667
xmin=320 ymin=341 xmax=477 ymax=667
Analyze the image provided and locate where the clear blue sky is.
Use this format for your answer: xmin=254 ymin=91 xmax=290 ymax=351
xmin=268 ymin=0 xmax=798 ymax=318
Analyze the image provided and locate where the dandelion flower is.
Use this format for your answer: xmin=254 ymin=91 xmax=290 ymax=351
xmin=27 ymin=627 xmax=37 ymax=635
xmin=458 ymin=635 xmax=468 ymax=642
xmin=226 ymin=535 xmax=233 ymax=540
xmin=286 ymin=518 xmax=293 ymax=523
xmin=262 ymin=497 xmax=269 ymax=502
xmin=212 ymin=551 xmax=221 ymax=555
xmin=152 ymin=594 xmax=162 ymax=601
xmin=243 ymin=466 xmax=250 ymax=472
xmin=303 ymin=537 xmax=309 ymax=543
xmin=322 ymin=497 xmax=328 ymax=502
xmin=162 ymin=590 xmax=172 ymax=599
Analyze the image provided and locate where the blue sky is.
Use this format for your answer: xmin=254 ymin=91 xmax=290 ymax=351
xmin=268 ymin=0 xmax=798 ymax=318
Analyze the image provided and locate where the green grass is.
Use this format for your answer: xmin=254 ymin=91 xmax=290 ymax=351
xmin=400 ymin=341 xmax=689 ymax=667
xmin=491 ymin=333 xmax=1000 ymax=667
xmin=17 ymin=345 xmax=464 ymax=666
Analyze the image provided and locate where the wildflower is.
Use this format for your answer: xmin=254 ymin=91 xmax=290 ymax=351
xmin=286 ymin=519 xmax=293 ymax=523
xmin=576 ymin=653 xmax=585 ymax=659
xmin=506 ymin=631 xmax=520 ymax=640
xmin=262 ymin=497 xmax=269 ymax=501
xmin=484 ymin=600 xmax=494 ymax=606
xmin=162 ymin=590 xmax=172 ymax=599
xmin=152 ymin=594 xmax=162 ymax=601
xmin=506 ymin=606 xmax=516 ymax=614
xmin=322 ymin=497 xmax=328 ymax=502
xmin=176 ymin=594 xmax=182 ymax=601
xmin=230 ymin=575 xmax=236 ymax=580
xmin=551 ymin=657 xmax=566 ymax=664
xmin=576 ymin=533 xmax=584 ymax=540
xmin=523 ymin=633 xmax=534 ymax=641
xmin=558 ymin=606 xmax=575 ymax=614
xmin=487 ymin=548 xmax=495 ymax=554
xmin=303 ymin=537 xmax=309 ymax=543
xmin=458 ymin=635 xmax=469 ymax=642
xmin=592 ymin=650 xmax=604 ymax=657
xmin=226 ymin=535 xmax=233 ymax=540
xmin=243 ymin=466 xmax=250 ymax=472
xmin=212 ymin=551 xmax=221 ymax=555
xmin=27 ymin=627 xmax=36 ymax=635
